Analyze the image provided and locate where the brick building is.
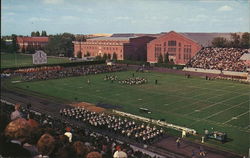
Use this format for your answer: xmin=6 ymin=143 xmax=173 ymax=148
xmin=73 ymin=34 xmax=155 ymax=61
xmin=147 ymin=31 xmax=202 ymax=65
xmin=16 ymin=36 xmax=49 ymax=52
xmin=147 ymin=31 xmax=233 ymax=65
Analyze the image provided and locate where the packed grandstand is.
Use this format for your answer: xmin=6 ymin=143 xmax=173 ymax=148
xmin=186 ymin=47 xmax=249 ymax=72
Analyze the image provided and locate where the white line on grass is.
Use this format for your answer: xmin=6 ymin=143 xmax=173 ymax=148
xmin=187 ymin=100 xmax=249 ymax=127
xmin=203 ymin=100 xmax=249 ymax=120
xmin=222 ymin=110 xmax=250 ymax=124
xmin=185 ymin=94 xmax=248 ymax=116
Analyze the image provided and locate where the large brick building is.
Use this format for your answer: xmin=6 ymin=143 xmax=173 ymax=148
xmin=73 ymin=34 xmax=155 ymax=60
xmin=16 ymin=37 xmax=49 ymax=52
xmin=147 ymin=31 xmax=202 ymax=65
xmin=147 ymin=31 xmax=233 ymax=64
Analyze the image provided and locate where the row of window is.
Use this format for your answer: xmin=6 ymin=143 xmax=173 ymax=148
xmin=157 ymin=42 xmax=191 ymax=48
xmin=85 ymin=42 xmax=122 ymax=45
xmin=82 ymin=46 xmax=122 ymax=52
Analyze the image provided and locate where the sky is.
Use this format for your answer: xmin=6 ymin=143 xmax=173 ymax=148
xmin=1 ymin=0 xmax=249 ymax=36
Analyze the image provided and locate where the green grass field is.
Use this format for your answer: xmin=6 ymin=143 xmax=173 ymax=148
xmin=11 ymin=71 xmax=250 ymax=155
xmin=1 ymin=53 xmax=71 ymax=68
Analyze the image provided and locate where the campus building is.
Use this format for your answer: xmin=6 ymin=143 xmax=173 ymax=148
xmin=73 ymin=34 xmax=155 ymax=60
xmin=73 ymin=31 xmax=235 ymax=64
xmin=147 ymin=31 xmax=234 ymax=65
xmin=16 ymin=36 xmax=49 ymax=52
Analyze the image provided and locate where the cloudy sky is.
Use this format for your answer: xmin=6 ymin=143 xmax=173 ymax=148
xmin=1 ymin=0 xmax=249 ymax=35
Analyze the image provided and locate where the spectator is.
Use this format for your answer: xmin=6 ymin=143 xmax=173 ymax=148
xmin=87 ymin=151 xmax=102 ymax=158
xmin=113 ymin=145 xmax=127 ymax=158
xmin=35 ymin=133 xmax=55 ymax=158
xmin=73 ymin=141 xmax=90 ymax=158
xmin=64 ymin=127 xmax=73 ymax=143
xmin=10 ymin=103 xmax=23 ymax=120
xmin=2 ymin=118 xmax=31 ymax=157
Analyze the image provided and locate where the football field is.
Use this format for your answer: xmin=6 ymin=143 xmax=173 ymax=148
xmin=1 ymin=53 xmax=71 ymax=68
xmin=12 ymin=70 xmax=250 ymax=155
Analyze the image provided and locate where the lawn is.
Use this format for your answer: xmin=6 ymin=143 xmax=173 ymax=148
xmin=1 ymin=53 xmax=71 ymax=68
xmin=11 ymin=71 xmax=250 ymax=155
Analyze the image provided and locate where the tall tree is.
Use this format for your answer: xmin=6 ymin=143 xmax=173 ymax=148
xmin=157 ymin=53 xmax=163 ymax=63
xmin=31 ymin=31 xmax=36 ymax=37
xmin=230 ymin=33 xmax=240 ymax=48
xmin=164 ymin=52 xmax=169 ymax=64
xmin=112 ymin=52 xmax=117 ymax=60
xmin=44 ymin=33 xmax=75 ymax=57
xmin=211 ymin=37 xmax=228 ymax=48
xmin=240 ymin=32 xmax=250 ymax=48
xmin=35 ymin=31 xmax=40 ymax=36
xmin=107 ymin=53 xmax=111 ymax=60
xmin=77 ymin=51 xmax=82 ymax=58
xmin=103 ymin=53 xmax=108 ymax=60
xmin=86 ymin=52 xmax=90 ymax=57
xmin=11 ymin=34 xmax=19 ymax=53
xmin=41 ymin=31 xmax=47 ymax=36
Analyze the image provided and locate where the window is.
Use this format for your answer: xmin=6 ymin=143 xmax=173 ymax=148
xmin=168 ymin=40 xmax=176 ymax=46
xmin=155 ymin=44 xmax=161 ymax=58
xmin=164 ymin=42 xmax=166 ymax=46
xmin=179 ymin=43 xmax=181 ymax=47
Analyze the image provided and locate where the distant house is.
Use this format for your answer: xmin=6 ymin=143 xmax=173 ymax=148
xmin=32 ymin=50 xmax=47 ymax=64
xmin=17 ymin=36 xmax=49 ymax=52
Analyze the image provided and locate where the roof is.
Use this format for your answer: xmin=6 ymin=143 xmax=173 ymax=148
xmin=179 ymin=33 xmax=233 ymax=47
xmin=87 ymin=36 xmax=134 ymax=41
xmin=17 ymin=37 xmax=49 ymax=43
xmin=240 ymin=53 xmax=250 ymax=61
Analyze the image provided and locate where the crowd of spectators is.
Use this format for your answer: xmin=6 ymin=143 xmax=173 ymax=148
xmin=186 ymin=48 xmax=249 ymax=72
xmin=20 ymin=65 xmax=126 ymax=81
xmin=60 ymin=107 xmax=164 ymax=145
xmin=0 ymin=103 xmax=162 ymax=158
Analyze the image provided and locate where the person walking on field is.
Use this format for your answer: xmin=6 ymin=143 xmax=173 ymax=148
xmin=176 ymin=137 xmax=181 ymax=149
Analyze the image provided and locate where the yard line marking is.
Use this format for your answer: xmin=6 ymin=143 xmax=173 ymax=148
xmin=202 ymin=100 xmax=249 ymax=120
xmin=222 ymin=110 xmax=250 ymax=124
xmin=185 ymin=94 xmax=248 ymax=116
xmin=187 ymin=100 xmax=249 ymax=127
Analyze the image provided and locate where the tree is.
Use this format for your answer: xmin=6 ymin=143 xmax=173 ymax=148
xmin=107 ymin=53 xmax=111 ymax=60
xmin=240 ymin=32 xmax=250 ymax=48
xmin=31 ymin=32 xmax=36 ymax=37
xmin=22 ymin=47 xmax=26 ymax=53
xmin=86 ymin=52 xmax=90 ymax=56
xmin=44 ymin=33 xmax=75 ymax=57
xmin=96 ymin=55 xmax=102 ymax=60
xmin=112 ymin=52 xmax=117 ymax=60
xmin=230 ymin=33 xmax=240 ymax=48
xmin=211 ymin=37 xmax=228 ymax=48
xmin=41 ymin=31 xmax=47 ymax=36
xmin=164 ymin=53 xmax=169 ymax=64
xmin=35 ymin=31 xmax=40 ymax=37
xmin=157 ymin=53 xmax=163 ymax=63
xmin=77 ymin=51 xmax=82 ymax=58
xmin=11 ymin=34 xmax=19 ymax=53
xmin=103 ymin=53 xmax=108 ymax=60
xmin=26 ymin=45 xmax=35 ymax=54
